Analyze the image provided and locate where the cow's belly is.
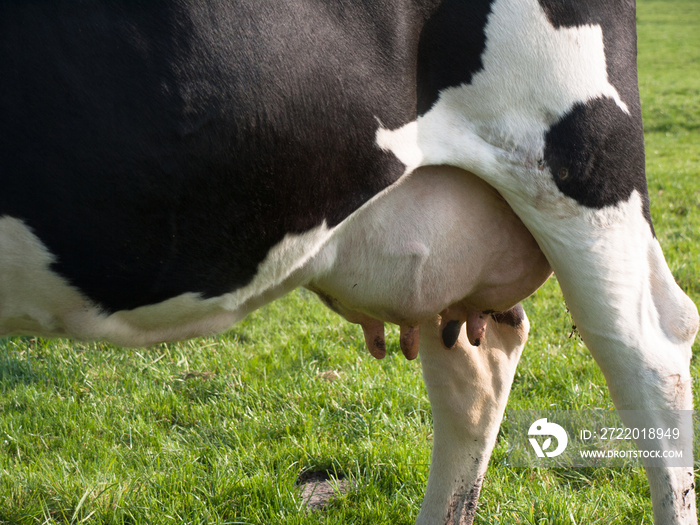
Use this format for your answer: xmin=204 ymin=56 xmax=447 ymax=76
xmin=307 ymin=165 xmax=552 ymax=334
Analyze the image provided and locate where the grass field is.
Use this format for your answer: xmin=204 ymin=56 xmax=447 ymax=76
xmin=1 ymin=1 xmax=699 ymax=523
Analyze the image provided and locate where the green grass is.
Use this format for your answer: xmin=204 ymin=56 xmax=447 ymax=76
xmin=1 ymin=1 xmax=699 ymax=523
xmin=1 ymin=297 xmax=432 ymax=524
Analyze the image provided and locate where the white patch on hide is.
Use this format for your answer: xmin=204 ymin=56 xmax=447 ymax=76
xmin=376 ymin=0 xmax=628 ymax=185
xmin=375 ymin=120 xmax=423 ymax=174
xmin=0 ymin=216 xmax=88 ymax=336
xmin=0 ymin=216 xmax=332 ymax=346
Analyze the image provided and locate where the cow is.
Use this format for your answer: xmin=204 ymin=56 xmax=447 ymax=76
xmin=0 ymin=1 xmax=697 ymax=523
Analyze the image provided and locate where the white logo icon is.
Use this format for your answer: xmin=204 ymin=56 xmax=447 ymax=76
xmin=528 ymin=418 xmax=568 ymax=458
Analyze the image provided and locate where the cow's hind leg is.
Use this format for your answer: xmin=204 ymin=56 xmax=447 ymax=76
xmin=416 ymin=305 xmax=528 ymax=525
xmin=581 ymin=323 xmax=697 ymax=524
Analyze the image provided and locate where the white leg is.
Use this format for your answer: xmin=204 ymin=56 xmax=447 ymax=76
xmin=582 ymin=327 xmax=697 ymax=524
xmin=545 ymin=235 xmax=699 ymax=525
xmin=416 ymin=305 xmax=528 ymax=525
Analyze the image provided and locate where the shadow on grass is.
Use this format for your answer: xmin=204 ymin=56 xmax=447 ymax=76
xmin=0 ymin=338 xmax=39 ymax=386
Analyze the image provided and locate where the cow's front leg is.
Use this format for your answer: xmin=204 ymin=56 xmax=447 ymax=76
xmin=416 ymin=305 xmax=529 ymax=525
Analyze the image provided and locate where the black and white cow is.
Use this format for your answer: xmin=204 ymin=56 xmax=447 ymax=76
xmin=1 ymin=1 xmax=697 ymax=523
